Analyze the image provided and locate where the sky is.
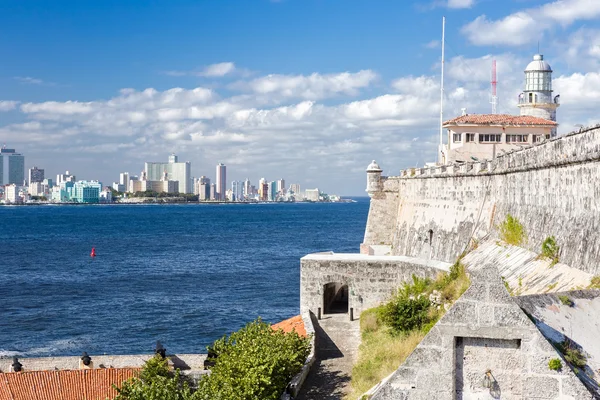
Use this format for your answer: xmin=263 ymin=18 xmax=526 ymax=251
xmin=1 ymin=0 xmax=600 ymax=195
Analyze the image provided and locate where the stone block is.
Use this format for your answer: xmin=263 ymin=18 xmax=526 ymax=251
xmin=524 ymin=376 xmax=559 ymax=399
xmin=561 ymin=375 xmax=595 ymax=399
xmin=442 ymin=301 xmax=477 ymax=325
xmin=494 ymin=305 xmax=532 ymax=327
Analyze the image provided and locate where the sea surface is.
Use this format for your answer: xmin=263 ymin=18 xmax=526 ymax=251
xmin=0 ymin=199 xmax=369 ymax=357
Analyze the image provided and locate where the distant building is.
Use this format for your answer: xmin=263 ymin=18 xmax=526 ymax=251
xmin=210 ymin=183 xmax=217 ymax=200
xmin=119 ymin=172 xmax=130 ymax=192
xmin=29 ymin=182 xmax=45 ymax=197
xmin=100 ymin=188 xmax=113 ymax=203
xmin=42 ymin=178 xmax=53 ymax=188
xmin=243 ymin=179 xmax=251 ymax=199
xmin=0 ymin=147 xmax=25 ymax=185
xmin=304 ymin=188 xmax=320 ymax=202
xmin=260 ymin=182 xmax=269 ymax=201
xmin=216 ymin=163 xmax=226 ymax=200
xmin=268 ymin=181 xmax=277 ymax=201
xmin=231 ymin=181 xmax=242 ymax=202
xmin=289 ymin=183 xmax=301 ymax=197
xmin=56 ymin=171 xmax=76 ymax=185
xmin=5 ymin=184 xmax=21 ymax=203
xmin=145 ymin=153 xmax=191 ymax=194
xmin=72 ymin=181 xmax=102 ymax=203
xmin=277 ymin=179 xmax=285 ymax=195
xmin=28 ymin=166 xmax=44 ymax=184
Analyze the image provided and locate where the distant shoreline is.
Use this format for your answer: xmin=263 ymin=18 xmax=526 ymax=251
xmin=0 ymin=199 xmax=358 ymax=206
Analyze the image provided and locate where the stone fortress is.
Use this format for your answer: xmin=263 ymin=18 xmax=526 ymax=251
xmin=300 ymin=54 xmax=600 ymax=399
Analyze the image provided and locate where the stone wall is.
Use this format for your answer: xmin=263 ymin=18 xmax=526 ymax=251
xmin=368 ymin=265 xmax=593 ymax=400
xmin=300 ymin=253 xmax=450 ymax=317
xmin=363 ymin=125 xmax=600 ymax=274
xmin=0 ymin=353 xmax=207 ymax=373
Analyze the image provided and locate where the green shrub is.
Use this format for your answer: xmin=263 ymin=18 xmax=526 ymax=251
xmin=555 ymin=340 xmax=587 ymax=368
xmin=113 ymin=355 xmax=193 ymax=400
xmin=558 ymin=295 xmax=574 ymax=307
xmin=378 ymin=295 xmax=431 ymax=334
xmin=541 ymin=236 xmax=560 ymax=266
xmin=194 ymin=318 xmax=311 ymax=400
xmin=499 ymin=214 xmax=527 ymax=246
xmin=548 ymin=358 xmax=562 ymax=371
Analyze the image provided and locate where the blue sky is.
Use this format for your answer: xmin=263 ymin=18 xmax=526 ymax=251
xmin=1 ymin=0 xmax=600 ymax=195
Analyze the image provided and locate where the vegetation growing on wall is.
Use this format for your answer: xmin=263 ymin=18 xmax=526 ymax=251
xmin=541 ymin=236 xmax=560 ymax=266
xmin=499 ymin=214 xmax=527 ymax=246
xmin=112 ymin=319 xmax=310 ymax=400
xmin=548 ymin=358 xmax=562 ymax=371
xmin=558 ymin=295 xmax=574 ymax=307
xmin=589 ymin=276 xmax=600 ymax=289
xmin=349 ymin=259 xmax=470 ymax=398
xmin=554 ymin=340 xmax=587 ymax=369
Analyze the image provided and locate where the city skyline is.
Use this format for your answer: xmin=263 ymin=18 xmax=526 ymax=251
xmin=1 ymin=1 xmax=600 ymax=194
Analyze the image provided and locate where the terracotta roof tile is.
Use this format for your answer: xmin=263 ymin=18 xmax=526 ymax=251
xmin=443 ymin=114 xmax=557 ymax=126
xmin=0 ymin=368 xmax=139 ymax=400
xmin=271 ymin=315 xmax=307 ymax=337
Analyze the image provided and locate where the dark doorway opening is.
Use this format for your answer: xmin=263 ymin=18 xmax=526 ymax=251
xmin=323 ymin=283 xmax=348 ymax=314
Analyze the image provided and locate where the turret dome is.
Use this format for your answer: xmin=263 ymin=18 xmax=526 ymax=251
xmin=525 ymin=54 xmax=552 ymax=72
xmin=367 ymin=160 xmax=382 ymax=172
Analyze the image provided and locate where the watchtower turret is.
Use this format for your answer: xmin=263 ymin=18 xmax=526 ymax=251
xmin=366 ymin=160 xmax=383 ymax=197
xmin=518 ymin=54 xmax=559 ymax=136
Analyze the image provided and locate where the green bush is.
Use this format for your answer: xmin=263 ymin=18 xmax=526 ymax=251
xmin=548 ymin=358 xmax=562 ymax=371
xmin=541 ymin=236 xmax=560 ymax=265
xmin=113 ymin=355 xmax=193 ymax=400
xmin=558 ymin=295 xmax=574 ymax=307
xmin=378 ymin=295 xmax=431 ymax=334
xmin=499 ymin=214 xmax=527 ymax=246
xmin=589 ymin=276 xmax=600 ymax=289
xmin=555 ymin=341 xmax=587 ymax=368
xmin=193 ymin=318 xmax=311 ymax=400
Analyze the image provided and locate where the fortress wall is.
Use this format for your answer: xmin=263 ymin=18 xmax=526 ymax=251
xmin=364 ymin=126 xmax=600 ymax=274
xmin=300 ymin=253 xmax=450 ymax=316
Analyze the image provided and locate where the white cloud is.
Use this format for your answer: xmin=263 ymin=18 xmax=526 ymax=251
xmin=448 ymin=0 xmax=474 ymax=9
xmin=462 ymin=0 xmax=600 ymax=46
xmin=425 ymin=40 xmax=440 ymax=49
xmin=165 ymin=62 xmax=236 ymax=78
xmin=0 ymin=101 xmax=19 ymax=111
xmin=232 ymin=70 xmax=377 ymax=100
xmin=15 ymin=76 xmax=44 ymax=85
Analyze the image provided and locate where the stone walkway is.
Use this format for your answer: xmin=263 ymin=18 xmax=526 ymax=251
xmin=295 ymin=312 xmax=361 ymax=400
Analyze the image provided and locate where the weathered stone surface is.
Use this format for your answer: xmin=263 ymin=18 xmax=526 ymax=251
xmin=524 ymin=376 xmax=559 ymax=398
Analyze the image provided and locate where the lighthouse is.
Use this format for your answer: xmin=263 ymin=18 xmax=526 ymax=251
xmin=518 ymin=54 xmax=560 ymax=137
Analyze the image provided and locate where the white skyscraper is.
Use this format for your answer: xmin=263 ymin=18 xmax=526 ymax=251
xmin=216 ymin=163 xmax=226 ymax=200
xmin=145 ymin=153 xmax=191 ymax=194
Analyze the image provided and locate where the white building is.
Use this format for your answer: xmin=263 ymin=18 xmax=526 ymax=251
xmin=441 ymin=54 xmax=559 ymax=164
xmin=276 ymin=179 xmax=285 ymax=195
xmin=5 ymin=184 xmax=21 ymax=203
xmin=216 ymin=163 xmax=226 ymax=200
xmin=304 ymin=188 xmax=320 ymax=202
xmin=145 ymin=154 xmax=191 ymax=194
xmin=56 ymin=171 xmax=76 ymax=185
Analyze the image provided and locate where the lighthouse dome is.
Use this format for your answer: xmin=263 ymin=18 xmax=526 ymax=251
xmin=525 ymin=54 xmax=552 ymax=72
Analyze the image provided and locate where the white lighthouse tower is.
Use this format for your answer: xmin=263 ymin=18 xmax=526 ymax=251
xmin=518 ymin=54 xmax=560 ymax=137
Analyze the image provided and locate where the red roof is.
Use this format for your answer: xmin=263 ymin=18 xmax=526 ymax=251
xmin=443 ymin=114 xmax=557 ymax=126
xmin=0 ymin=368 xmax=139 ymax=400
xmin=271 ymin=315 xmax=307 ymax=337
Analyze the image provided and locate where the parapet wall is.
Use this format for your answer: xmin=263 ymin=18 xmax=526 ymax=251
xmin=363 ymin=125 xmax=600 ymax=274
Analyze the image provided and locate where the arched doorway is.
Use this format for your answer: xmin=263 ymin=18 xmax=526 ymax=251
xmin=323 ymin=282 xmax=348 ymax=314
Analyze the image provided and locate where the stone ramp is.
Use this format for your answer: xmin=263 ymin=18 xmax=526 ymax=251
xmin=295 ymin=313 xmax=361 ymax=400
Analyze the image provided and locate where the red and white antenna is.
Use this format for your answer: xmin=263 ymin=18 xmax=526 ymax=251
xmin=491 ymin=59 xmax=498 ymax=114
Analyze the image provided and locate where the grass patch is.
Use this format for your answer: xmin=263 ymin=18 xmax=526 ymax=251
xmin=589 ymin=276 xmax=600 ymax=289
xmin=541 ymin=236 xmax=560 ymax=267
xmin=554 ymin=340 xmax=587 ymax=368
xmin=349 ymin=259 xmax=470 ymax=399
xmin=558 ymin=295 xmax=574 ymax=307
xmin=547 ymin=282 xmax=558 ymax=292
xmin=499 ymin=214 xmax=527 ymax=246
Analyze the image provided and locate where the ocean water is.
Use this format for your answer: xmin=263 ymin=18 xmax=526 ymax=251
xmin=0 ymin=199 xmax=369 ymax=357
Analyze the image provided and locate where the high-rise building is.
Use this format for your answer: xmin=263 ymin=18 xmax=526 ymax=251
xmin=56 ymin=171 xmax=76 ymax=185
xmin=210 ymin=183 xmax=217 ymax=200
xmin=216 ymin=163 xmax=226 ymax=200
xmin=28 ymin=167 xmax=44 ymax=185
xmin=119 ymin=172 xmax=130 ymax=189
xmin=260 ymin=183 xmax=269 ymax=201
xmin=276 ymin=179 xmax=285 ymax=194
xmin=243 ymin=178 xmax=251 ymax=199
xmin=72 ymin=181 xmax=102 ymax=203
xmin=231 ymin=181 xmax=242 ymax=202
xmin=304 ymin=188 xmax=320 ymax=201
xmin=0 ymin=147 xmax=25 ymax=185
xmin=289 ymin=183 xmax=301 ymax=197
xmin=145 ymin=154 xmax=191 ymax=194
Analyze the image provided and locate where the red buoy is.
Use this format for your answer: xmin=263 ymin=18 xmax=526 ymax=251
xmin=90 ymin=247 xmax=96 ymax=257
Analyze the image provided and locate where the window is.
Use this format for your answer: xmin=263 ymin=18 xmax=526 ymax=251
xmin=529 ymin=93 xmax=533 ymax=102
xmin=479 ymin=134 xmax=501 ymax=143
xmin=453 ymin=133 xmax=462 ymax=143
xmin=466 ymin=133 xmax=476 ymax=143
xmin=506 ymin=134 xmax=529 ymax=143
xmin=533 ymin=134 xmax=551 ymax=143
